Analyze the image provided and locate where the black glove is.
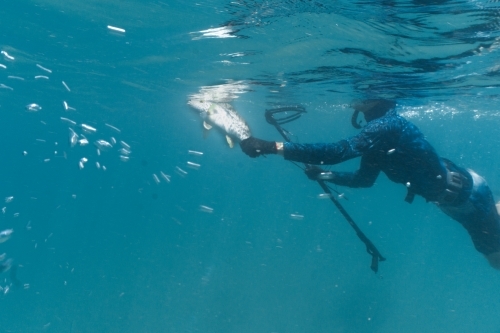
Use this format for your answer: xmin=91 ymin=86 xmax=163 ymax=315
xmin=305 ymin=165 xmax=325 ymax=180
xmin=240 ymin=137 xmax=277 ymax=158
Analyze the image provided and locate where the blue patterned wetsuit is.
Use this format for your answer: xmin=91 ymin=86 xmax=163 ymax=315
xmin=283 ymin=110 xmax=500 ymax=255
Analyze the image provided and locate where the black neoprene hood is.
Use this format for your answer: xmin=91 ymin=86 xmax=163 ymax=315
xmin=351 ymin=99 xmax=396 ymax=128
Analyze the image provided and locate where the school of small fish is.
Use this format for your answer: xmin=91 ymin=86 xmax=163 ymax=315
xmin=0 ymin=48 xmax=217 ymax=294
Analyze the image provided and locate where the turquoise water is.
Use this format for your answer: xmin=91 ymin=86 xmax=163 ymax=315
xmin=1 ymin=0 xmax=500 ymax=332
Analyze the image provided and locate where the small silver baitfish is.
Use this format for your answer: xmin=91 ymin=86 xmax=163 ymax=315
xmin=0 ymin=229 xmax=13 ymax=243
xmin=0 ymin=258 xmax=12 ymax=273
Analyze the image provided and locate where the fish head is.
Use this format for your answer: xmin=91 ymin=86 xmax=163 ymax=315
xmin=187 ymin=98 xmax=211 ymax=119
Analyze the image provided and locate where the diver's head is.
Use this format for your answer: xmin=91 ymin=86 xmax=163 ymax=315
xmin=350 ymin=99 xmax=396 ymax=129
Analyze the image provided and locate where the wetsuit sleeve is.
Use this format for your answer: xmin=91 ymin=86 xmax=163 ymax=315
xmin=327 ymin=154 xmax=380 ymax=188
xmin=283 ymin=122 xmax=383 ymax=165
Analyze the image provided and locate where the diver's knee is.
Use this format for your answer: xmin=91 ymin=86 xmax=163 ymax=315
xmin=485 ymin=252 xmax=500 ymax=270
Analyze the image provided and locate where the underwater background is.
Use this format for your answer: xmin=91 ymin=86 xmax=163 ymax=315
xmin=1 ymin=0 xmax=500 ymax=332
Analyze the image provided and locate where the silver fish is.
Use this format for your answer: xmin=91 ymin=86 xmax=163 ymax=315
xmin=188 ymin=98 xmax=251 ymax=147
xmin=94 ymin=139 xmax=113 ymax=151
xmin=0 ymin=258 xmax=12 ymax=273
xmin=68 ymin=128 xmax=78 ymax=147
xmin=0 ymin=229 xmax=13 ymax=243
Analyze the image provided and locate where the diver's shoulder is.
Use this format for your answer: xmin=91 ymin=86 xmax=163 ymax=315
xmin=386 ymin=111 xmax=411 ymax=125
xmin=378 ymin=111 xmax=406 ymax=125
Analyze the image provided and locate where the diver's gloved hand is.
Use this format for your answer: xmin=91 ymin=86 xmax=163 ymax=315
xmin=240 ymin=137 xmax=277 ymax=158
xmin=305 ymin=165 xmax=325 ymax=180
xmin=305 ymin=166 xmax=336 ymax=181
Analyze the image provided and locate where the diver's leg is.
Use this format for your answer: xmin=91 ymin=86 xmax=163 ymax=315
xmin=467 ymin=173 xmax=500 ymax=269
xmin=486 ymin=202 xmax=500 ymax=269
xmin=440 ymin=171 xmax=500 ymax=270
xmin=485 ymin=252 xmax=500 ymax=270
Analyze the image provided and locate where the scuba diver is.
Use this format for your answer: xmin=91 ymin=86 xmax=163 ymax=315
xmin=240 ymin=99 xmax=500 ymax=270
